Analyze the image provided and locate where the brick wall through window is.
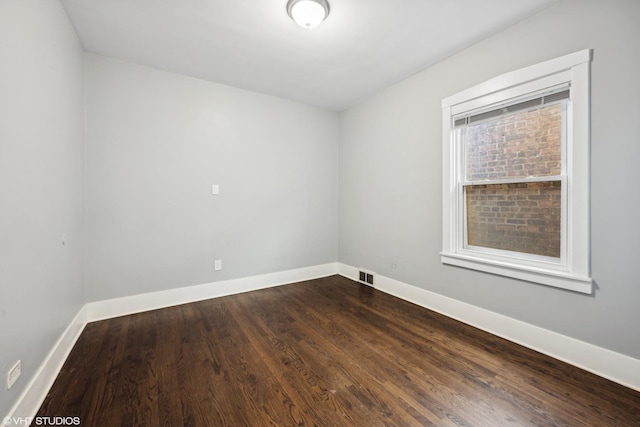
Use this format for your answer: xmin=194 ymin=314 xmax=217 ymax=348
xmin=464 ymin=103 xmax=563 ymax=257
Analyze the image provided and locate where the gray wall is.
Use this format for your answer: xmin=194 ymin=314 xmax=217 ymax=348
xmin=84 ymin=55 xmax=339 ymax=301
xmin=339 ymin=0 xmax=640 ymax=359
xmin=0 ymin=0 xmax=85 ymax=415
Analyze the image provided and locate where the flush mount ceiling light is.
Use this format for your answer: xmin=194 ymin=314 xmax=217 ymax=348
xmin=286 ymin=0 xmax=330 ymax=29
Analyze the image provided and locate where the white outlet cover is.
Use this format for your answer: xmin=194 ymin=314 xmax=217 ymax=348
xmin=7 ymin=360 xmax=21 ymax=389
xmin=211 ymin=184 xmax=220 ymax=195
xmin=214 ymin=259 xmax=222 ymax=271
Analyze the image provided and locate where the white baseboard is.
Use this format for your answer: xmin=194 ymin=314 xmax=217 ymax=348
xmin=3 ymin=306 xmax=88 ymax=427
xmin=86 ymin=263 xmax=338 ymax=322
xmin=338 ymin=263 xmax=640 ymax=392
xmin=2 ymin=263 xmax=338 ymax=426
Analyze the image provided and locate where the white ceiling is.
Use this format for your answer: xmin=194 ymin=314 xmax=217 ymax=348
xmin=60 ymin=0 xmax=560 ymax=111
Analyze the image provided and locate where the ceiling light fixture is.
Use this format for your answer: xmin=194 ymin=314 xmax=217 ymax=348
xmin=286 ymin=0 xmax=330 ymax=30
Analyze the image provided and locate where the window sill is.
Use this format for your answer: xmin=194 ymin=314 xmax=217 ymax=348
xmin=440 ymin=252 xmax=593 ymax=294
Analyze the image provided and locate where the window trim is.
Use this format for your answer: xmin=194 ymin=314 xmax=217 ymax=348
xmin=441 ymin=50 xmax=592 ymax=294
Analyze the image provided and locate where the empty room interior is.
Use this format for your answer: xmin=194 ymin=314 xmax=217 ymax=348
xmin=2 ymin=0 xmax=640 ymax=425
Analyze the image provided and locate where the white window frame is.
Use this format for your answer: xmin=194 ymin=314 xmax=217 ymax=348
xmin=441 ymin=50 xmax=592 ymax=294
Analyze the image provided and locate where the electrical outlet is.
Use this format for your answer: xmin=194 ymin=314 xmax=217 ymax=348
xmin=214 ymin=259 xmax=222 ymax=271
xmin=7 ymin=360 xmax=21 ymax=389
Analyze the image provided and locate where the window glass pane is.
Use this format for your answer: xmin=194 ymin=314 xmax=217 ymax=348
xmin=465 ymin=181 xmax=561 ymax=258
xmin=465 ymin=103 xmax=563 ymax=181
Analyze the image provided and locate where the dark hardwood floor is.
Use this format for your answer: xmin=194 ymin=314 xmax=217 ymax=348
xmin=38 ymin=275 xmax=640 ymax=426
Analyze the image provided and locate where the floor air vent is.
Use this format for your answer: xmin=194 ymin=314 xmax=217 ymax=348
xmin=358 ymin=270 xmax=374 ymax=286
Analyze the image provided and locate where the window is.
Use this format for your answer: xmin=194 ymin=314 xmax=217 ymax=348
xmin=441 ymin=50 xmax=592 ymax=293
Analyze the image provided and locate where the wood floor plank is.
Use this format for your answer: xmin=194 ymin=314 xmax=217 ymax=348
xmin=37 ymin=276 xmax=640 ymax=426
xmin=226 ymin=295 xmax=365 ymax=426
